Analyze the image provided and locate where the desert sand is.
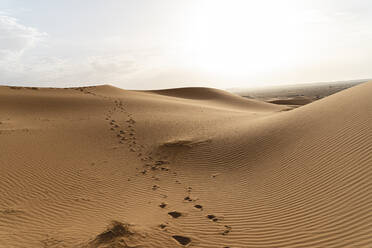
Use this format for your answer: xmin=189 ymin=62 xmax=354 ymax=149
xmin=0 ymin=82 xmax=371 ymax=248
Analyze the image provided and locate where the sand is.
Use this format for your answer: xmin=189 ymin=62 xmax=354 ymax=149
xmin=0 ymin=82 xmax=371 ymax=248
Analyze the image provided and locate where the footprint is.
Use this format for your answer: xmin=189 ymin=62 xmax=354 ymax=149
xmin=155 ymin=160 xmax=167 ymax=165
xmin=221 ymin=225 xmax=232 ymax=235
xmin=172 ymin=235 xmax=191 ymax=246
xmin=159 ymin=202 xmax=167 ymax=208
xmin=194 ymin=204 xmax=203 ymax=210
xmin=207 ymin=214 xmax=219 ymax=222
xmin=168 ymin=211 xmax=182 ymax=218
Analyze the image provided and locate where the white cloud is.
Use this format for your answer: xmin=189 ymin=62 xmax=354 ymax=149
xmin=0 ymin=15 xmax=48 ymax=84
xmin=0 ymin=14 xmax=143 ymax=87
xmin=29 ymin=55 xmax=140 ymax=85
xmin=0 ymin=15 xmax=47 ymax=59
xmin=0 ymin=55 xmax=137 ymax=86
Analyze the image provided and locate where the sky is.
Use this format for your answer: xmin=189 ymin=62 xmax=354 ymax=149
xmin=0 ymin=0 xmax=371 ymax=89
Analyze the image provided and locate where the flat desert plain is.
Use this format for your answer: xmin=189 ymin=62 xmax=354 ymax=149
xmin=0 ymin=82 xmax=371 ymax=248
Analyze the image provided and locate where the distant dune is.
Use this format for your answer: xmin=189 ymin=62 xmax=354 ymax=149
xmin=232 ymin=79 xmax=369 ymax=108
xmin=0 ymin=82 xmax=371 ymax=247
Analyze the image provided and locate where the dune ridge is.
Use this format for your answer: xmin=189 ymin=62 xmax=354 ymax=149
xmin=0 ymin=82 xmax=371 ymax=247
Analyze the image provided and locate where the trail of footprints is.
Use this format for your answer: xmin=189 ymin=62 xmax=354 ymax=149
xmin=105 ymin=100 xmax=171 ymax=175
xmin=104 ymin=99 xmax=232 ymax=247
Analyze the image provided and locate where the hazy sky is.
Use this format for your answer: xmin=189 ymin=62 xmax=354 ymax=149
xmin=1 ymin=0 xmax=371 ymax=89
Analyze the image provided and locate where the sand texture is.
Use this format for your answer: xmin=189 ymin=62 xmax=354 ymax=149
xmin=0 ymin=82 xmax=371 ymax=248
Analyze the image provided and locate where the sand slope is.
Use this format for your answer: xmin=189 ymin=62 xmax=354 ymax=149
xmin=0 ymin=82 xmax=371 ymax=248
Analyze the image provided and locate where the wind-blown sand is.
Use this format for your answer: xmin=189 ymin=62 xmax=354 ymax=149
xmin=0 ymin=82 xmax=371 ymax=247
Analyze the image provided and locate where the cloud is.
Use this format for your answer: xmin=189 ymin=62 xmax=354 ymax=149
xmin=0 ymin=15 xmax=47 ymax=59
xmin=32 ymin=55 xmax=140 ymax=85
xmin=0 ymin=14 xmax=143 ymax=86
xmin=0 ymin=14 xmax=48 ymax=84
xmin=0 ymin=52 xmax=143 ymax=87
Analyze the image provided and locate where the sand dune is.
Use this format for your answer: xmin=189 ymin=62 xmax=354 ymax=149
xmin=0 ymin=82 xmax=371 ymax=247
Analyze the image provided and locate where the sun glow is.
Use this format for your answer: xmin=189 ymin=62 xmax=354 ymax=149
xmin=183 ymin=0 xmax=308 ymax=80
